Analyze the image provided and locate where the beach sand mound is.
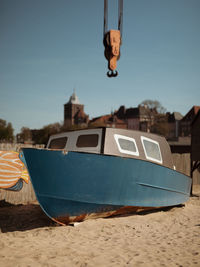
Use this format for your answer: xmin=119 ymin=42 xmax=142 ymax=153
xmin=0 ymin=186 xmax=200 ymax=267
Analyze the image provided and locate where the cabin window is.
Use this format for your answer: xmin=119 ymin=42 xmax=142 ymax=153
xmin=114 ymin=134 xmax=139 ymax=156
xmin=141 ymin=136 xmax=162 ymax=164
xmin=49 ymin=137 xmax=68 ymax=149
xmin=76 ymin=134 xmax=99 ymax=148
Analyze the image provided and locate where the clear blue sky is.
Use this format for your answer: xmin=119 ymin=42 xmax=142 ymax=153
xmin=1 ymin=0 xmax=200 ymax=134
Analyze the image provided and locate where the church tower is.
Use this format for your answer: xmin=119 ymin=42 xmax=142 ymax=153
xmin=64 ymin=91 xmax=89 ymax=128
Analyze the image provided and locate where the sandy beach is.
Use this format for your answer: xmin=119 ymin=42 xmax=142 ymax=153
xmin=0 ymin=186 xmax=200 ymax=267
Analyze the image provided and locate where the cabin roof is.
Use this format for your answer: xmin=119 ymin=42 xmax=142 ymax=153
xmin=47 ymin=127 xmax=173 ymax=169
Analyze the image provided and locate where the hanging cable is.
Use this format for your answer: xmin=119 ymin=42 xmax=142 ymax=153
xmin=103 ymin=0 xmax=108 ymax=37
xmin=118 ymin=0 xmax=123 ymax=34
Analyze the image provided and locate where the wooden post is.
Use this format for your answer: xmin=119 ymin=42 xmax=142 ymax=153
xmin=190 ymin=156 xmax=193 ymax=196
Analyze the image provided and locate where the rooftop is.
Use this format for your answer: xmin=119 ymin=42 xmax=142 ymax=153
xmin=67 ymin=91 xmax=81 ymax=105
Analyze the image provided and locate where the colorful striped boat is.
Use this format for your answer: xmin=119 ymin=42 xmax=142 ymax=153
xmin=0 ymin=151 xmax=29 ymax=191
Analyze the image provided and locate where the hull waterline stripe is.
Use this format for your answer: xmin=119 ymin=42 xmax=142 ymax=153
xmin=137 ymin=182 xmax=190 ymax=196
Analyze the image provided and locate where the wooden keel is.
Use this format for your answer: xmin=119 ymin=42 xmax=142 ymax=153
xmin=53 ymin=206 xmax=165 ymax=225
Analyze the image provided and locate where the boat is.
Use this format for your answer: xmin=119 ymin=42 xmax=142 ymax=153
xmin=0 ymin=151 xmax=29 ymax=191
xmin=19 ymin=127 xmax=192 ymax=225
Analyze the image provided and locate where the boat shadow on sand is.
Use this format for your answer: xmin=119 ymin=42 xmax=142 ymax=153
xmin=0 ymin=200 xmax=57 ymax=233
xmin=0 ymin=200 xmax=185 ymax=233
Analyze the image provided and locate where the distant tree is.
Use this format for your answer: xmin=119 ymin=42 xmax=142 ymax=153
xmin=20 ymin=127 xmax=32 ymax=142
xmin=6 ymin=123 xmax=14 ymax=141
xmin=139 ymin=100 xmax=166 ymax=114
xmin=0 ymin=119 xmax=14 ymax=142
xmin=150 ymin=114 xmax=169 ymax=136
xmin=32 ymin=123 xmax=63 ymax=144
xmin=139 ymin=100 xmax=169 ymax=136
xmin=17 ymin=122 xmax=64 ymax=145
xmin=31 ymin=129 xmax=45 ymax=145
xmin=61 ymin=123 xmax=88 ymax=132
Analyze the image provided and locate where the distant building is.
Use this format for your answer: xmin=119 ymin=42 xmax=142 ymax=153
xmin=191 ymin=110 xmax=200 ymax=186
xmin=180 ymin=106 xmax=200 ymax=137
xmin=167 ymin=107 xmax=200 ymax=153
xmin=114 ymin=105 xmax=156 ymax=132
xmin=168 ymin=136 xmax=191 ymax=154
xmin=89 ymin=104 xmax=157 ymax=132
xmin=89 ymin=113 xmax=127 ymax=129
xmin=166 ymin=112 xmax=183 ymax=140
xmin=64 ymin=91 xmax=89 ymax=128
xmin=191 ymin=110 xmax=200 ymax=162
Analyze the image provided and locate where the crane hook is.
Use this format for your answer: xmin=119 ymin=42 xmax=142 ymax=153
xmin=103 ymin=0 xmax=123 ymax=78
xmin=107 ymin=70 xmax=118 ymax=78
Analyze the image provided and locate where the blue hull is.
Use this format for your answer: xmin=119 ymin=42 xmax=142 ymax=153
xmin=21 ymin=148 xmax=191 ymax=224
